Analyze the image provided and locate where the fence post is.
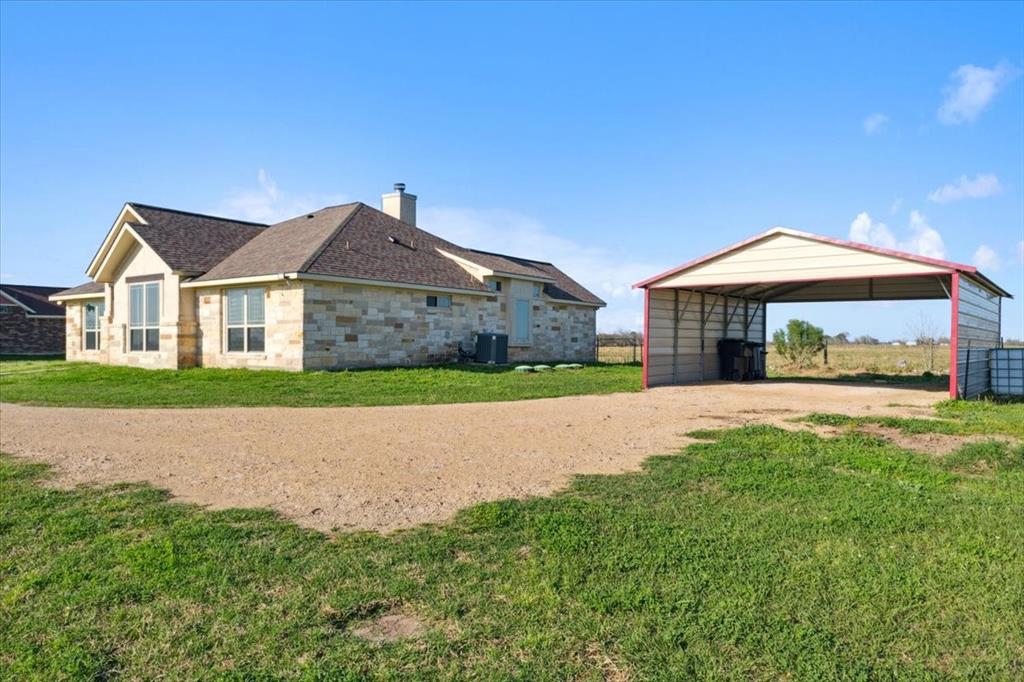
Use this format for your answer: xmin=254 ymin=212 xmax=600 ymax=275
xmin=823 ymin=339 xmax=829 ymax=365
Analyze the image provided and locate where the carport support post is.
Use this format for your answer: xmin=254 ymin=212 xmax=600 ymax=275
xmin=642 ymin=287 xmax=650 ymax=390
xmin=672 ymin=289 xmax=679 ymax=383
xmin=743 ymin=299 xmax=749 ymax=342
xmin=699 ymin=292 xmax=706 ymax=381
xmin=949 ymin=272 xmax=959 ymax=399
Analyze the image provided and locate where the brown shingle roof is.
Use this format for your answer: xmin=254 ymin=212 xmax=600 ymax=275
xmin=1 ymin=284 xmax=71 ymax=315
xmin=50 ymin=281 xmax=105 ymax=300
xmin=129 ymin=203 xmax=267 ymax=276
xmin=303 ymin=205 xmax=492 ymax=292
xmin=195 ymin=203 xmax=362 ymax=281
xmin=193 ymin=203 xmax=604 ymax=305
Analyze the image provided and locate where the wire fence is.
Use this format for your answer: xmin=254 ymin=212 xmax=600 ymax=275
xmin=596 ymin=333 xmax=643 ymax=364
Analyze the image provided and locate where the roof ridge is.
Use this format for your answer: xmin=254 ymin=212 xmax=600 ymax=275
xmin=0 ymin=283 xmax=68 ymax=291
xmin=296 ymin=203 xmax=365 ymax=273
xmin=129 ymin=202 xmax=270 ymax=227
xmin=464 ymin=247 xmax=553 ymax=266
xmin=264 ymin=200 xmax=364 ymax=227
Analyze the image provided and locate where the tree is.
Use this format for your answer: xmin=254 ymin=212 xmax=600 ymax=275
xmin=853 ymin=334 xmax=879 ymax=345
xmin=772 ymin=319 xmax=825 ymax=368
xmin=828 ymin=331 xmax=850 ymax=345
xmin=907 ymin=311 xmax=940 ymax=372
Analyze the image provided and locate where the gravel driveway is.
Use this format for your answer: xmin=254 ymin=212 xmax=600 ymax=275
xmin=0 ymin=382 xmax=942 ymax=532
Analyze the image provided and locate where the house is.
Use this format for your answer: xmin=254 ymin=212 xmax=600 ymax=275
xmin=50 ymin=184 xmax=604 ymax=370
xmin=0 ymin=284 xmax=68 ymax=355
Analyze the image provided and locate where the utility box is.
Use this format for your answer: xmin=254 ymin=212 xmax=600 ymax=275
xmin=475 ymin=333 xmax=508 ymax=364
xmin=717 ymin=338 xmax=766 ymax=381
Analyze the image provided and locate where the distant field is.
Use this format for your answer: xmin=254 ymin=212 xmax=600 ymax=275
xmin=596 ymin=344 xmax=642 ymax=364
xmin=598 ymin=341 xmax=953 ymax=378
xmin=768 ymin=343 xmax=950 ymax=378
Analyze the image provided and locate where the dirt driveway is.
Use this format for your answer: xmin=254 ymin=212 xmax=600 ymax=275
xmin=0 ymin=382 xmax=942 ymax=533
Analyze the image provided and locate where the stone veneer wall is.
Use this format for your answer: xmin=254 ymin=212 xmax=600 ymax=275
xmin=64 ymin=299 xmax=188 ymax=369
xmin=0 ymin=306 xmax=65 ymax=355
xmin=62 ymin=280 xmax=598 ymax=371
xmin=195 ymin=282 xmax=304 ymax=370
xmin=507 ymin=301 xmax=597 ymax=363
xmin=302 ymin=281 xmax=503 ymax=369
xmin=302 ymin=280 xmax=597 ymax=369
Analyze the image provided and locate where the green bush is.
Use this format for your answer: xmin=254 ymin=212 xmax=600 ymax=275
xmin=772 ymin=319 xmax=825 ymax=368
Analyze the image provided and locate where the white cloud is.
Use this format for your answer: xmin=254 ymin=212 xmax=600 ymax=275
xmin=419 ymin=206 xmax=665 ymax=332
xmin=848 ymin=210 xmax=946 ymax=259
xmin=927 ymin=173 xmax=1003 ymax=203
xmin=972 ymin=244 xmax=1001 ymax=271
xmin=938 ymin=61 xmax=1020 ymax=124
xmin=849 ymin=212 xmax=897 ymax=249
xmin=889 ymin=198 xmax=903 ymax=215
xmin=862 ymin=113 xmax=889 ymax=135
xmin=216 ymin=169 xmax=348 ymax=223
xmin=905 ymin=210 xmax=946 ymax=259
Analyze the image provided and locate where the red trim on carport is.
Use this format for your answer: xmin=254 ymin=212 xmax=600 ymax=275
xmin=642 ymin=288 xmax=650 ymax=390
xmin=640 ymin=269 xmax=955 ymax=293
xmin=949 ymin=272 xmax=959 ymax=399
xmin=632 ymin=227 xmax=979 ymax=290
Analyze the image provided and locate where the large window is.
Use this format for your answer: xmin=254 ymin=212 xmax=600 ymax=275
xmin=84 ymin=300 xmax=104 ymax=350
xmin=129 ymin=282 xmax=160 ymax=351
xmin=226 ymin=287 xmax=265 ymax=352
xmin=426 ymin=294 xmax=451 ymax=308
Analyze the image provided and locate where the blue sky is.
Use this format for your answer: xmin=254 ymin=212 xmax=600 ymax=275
xmin=2 ymin=1 xmax=1022 ymax=338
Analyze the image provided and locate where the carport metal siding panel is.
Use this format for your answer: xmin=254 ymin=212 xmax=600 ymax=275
xmin=955 ymin=276 xmax=1001 ymax=399
xmin=646 ymin=289 xmax=763 ymax=387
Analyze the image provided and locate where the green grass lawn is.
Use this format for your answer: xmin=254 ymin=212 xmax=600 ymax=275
xmin=0 ymin=359 xmax=642 ymax=408
xmin=2 ymin=402 xmax=1022 ymax=679
xmin=804 ymin=397 xmax=1024 ymax=440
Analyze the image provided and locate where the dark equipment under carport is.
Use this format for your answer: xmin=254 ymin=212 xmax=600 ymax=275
xmin=717 ymin=338 xmax=766 ymax=381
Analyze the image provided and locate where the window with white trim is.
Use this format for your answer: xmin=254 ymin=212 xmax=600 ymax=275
xmin=487 ymin=280 xmax=502 ymax=292
xmin=129 ymin=282 xmax=160 ymax=351
xmin=226 ymin=287 xmax=265 ymax=352
xmin=426 ymin=294 xmax=451 ymax=308
xmin=84 ymin=300 xmax=104 ymax=350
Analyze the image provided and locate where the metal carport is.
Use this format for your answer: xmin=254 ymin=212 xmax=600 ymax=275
xmin=634 ymin=228 xmax=1012 ymax=399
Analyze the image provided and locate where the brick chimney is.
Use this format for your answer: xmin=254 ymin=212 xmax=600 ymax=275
xmin=381 ymin=182 xmax=416 ymax=226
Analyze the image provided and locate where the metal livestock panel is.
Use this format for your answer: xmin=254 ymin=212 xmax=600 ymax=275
xmin=646 ymin=288 xmax=764 ymax=387
xmin=956 ymin=277 xmax=1001 ymax=399
xmin=990 ymin=348 xmax=1024 ymax=396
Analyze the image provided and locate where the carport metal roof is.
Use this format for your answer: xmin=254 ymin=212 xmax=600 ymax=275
xmin=635 ymin=227 xmax=1010 ymax=300
xmin=634 ymin=227 xmax=1012 ymax=399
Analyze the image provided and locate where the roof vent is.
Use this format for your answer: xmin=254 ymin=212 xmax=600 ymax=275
xmin=382 ymin=183 xmax=417 ymax=226
xmin=307 ymin=214 xmax=314 ymax=219
xmin=387 ymin=235 xmax=415 ymax=250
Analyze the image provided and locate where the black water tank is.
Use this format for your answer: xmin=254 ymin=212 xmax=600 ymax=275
xmin=475 ymin=333 xmax=508 ymax=364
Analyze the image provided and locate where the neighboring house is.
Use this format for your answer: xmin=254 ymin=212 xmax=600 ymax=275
xmin=0 ymin=284 xmax=68 ymax=355
xmin=50 ymin=184 xmax=604 ymax=370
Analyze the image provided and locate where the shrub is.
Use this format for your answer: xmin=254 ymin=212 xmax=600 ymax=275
xmin=772 ymin=319 xmax=825 ymax=368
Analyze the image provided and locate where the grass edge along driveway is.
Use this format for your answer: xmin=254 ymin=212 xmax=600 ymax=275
xmin=0 ymin=359 xmax=641 ymax=408
xmin=1 ymin=401 xmax=1022 ymax=679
